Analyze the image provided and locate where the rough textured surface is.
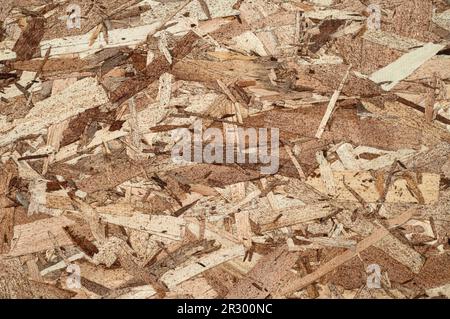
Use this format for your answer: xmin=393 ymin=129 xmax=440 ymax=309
xmin=0 ymin=0 xmax=450 ymax=300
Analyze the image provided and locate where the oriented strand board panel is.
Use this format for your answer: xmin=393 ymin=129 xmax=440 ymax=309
xmin=1 ymin=0 xmax=450 ymax=301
